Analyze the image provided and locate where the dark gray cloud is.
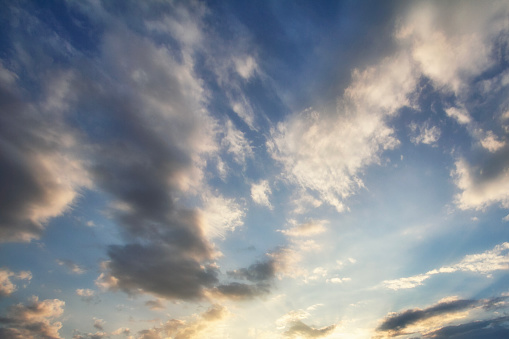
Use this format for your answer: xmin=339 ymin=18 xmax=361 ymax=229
xmin=377 ymin=296 xmax=509 ymax=337
xmin=104 ymin=242 xmax=219 ymax=300
xmin=377 ymin=298 xmax=478 ymax=333
xmin=0 ymin=2 xmax=91 ymax=243
xmin=423 ymin=317 xmax=509 ymax=339
xmin=284 ymin=320 xmax=336 ymax=338
xmin=227 ymin=259 xmax=276 ymax=282
xmin=214 ymin=282 xmax=271 ymax=299
xmin=0 ymin=63 xmax=87 ymax=243
xmin=214 ymin=256 xmax=281 ymax=299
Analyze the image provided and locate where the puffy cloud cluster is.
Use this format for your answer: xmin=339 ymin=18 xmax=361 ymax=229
xmin=0 ymin=296 xmax=65 ymax=339
xmin=0 ymin=268 xmax=31 ymax=297
xmin=269 ymin=1 xmax=509 ymax=213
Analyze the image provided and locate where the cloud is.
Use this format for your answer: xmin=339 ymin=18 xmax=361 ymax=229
xmin=251 ymin=180 xmax=273 ymax=209
xmin=0 ymin=296 xmax=65 ymax=339
xmin=377 ymin=298 xmax=477 ymax=333
xmin=446 ymin=107 xmax=472 ymax=125
xmin=76 ymin=289 xmax=98 ymax=304
xmin=376 ymin=296 xmax=509 ymax=338
xmin=227 ymin=259 xmax=277 ymax=282
xmin=215 ymin=259 xmax=276 ymax=300
xmin=93 ymin=318 xmax=105 ymax=331
xmin=409 ymin=122 xmax=441 ymax=145
xmin=145 ymin=299 xmax=165 ymax=311
xmin=0 ymin=62 xmax=90 ymax=243
xmin=383 ymin=242 xmax=509 ymax=290
xmin=277 ymin=307 xmax=336 ymax=338
xmin=221 ymin=119 xmax=254 ymax=168
xmin=56 ymin=259 xmax=86 ymax=275
xmin=279 ymin=220 xmax=328 ymax=237
xmin=46 ymin=1 xmax=240 ymax=302
xmin=422 ymin=316 xmax=509 ymax=338
xmin=234 ymin=55 xmax=258 ymax=80
xmin=480 ymin=131 xmax=506 ymax=153
xmin=199 ymin=192 xmax=245 ymax=238
xmin=135 ymin=304 xmax=229 ymax=339
xmin=0 ymin=268 xmax=31 ymax=297
xmin=98 ymin=241 xmax=219 ymax=300
xmin=397 ymin=1 xmax=503 ymax=95
xmin=213 ymin=247 xmax=299 ymax=300
xmin=284 ymin=321 xmax=336 ymax=338
xmin=269 ymin=52 xmax=415 ymax=212
xmin=452 ymin=158 xmax=509 ymax=210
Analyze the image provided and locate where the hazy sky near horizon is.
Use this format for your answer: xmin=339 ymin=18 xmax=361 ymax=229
xmin=1 ymin=1 xmax=509 ymax=338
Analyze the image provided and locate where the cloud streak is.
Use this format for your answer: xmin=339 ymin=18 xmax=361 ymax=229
xmin=383 ymin=242 xmax=509 ymax=290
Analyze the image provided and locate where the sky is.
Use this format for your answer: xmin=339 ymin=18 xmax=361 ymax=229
xmin=1 ymin=0 xmax=509 ymax=338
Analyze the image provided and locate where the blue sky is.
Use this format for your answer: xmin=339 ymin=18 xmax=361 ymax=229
xmin=1 ymin=0 xmax=509 ymax=338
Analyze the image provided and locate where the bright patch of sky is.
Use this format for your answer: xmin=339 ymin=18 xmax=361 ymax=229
xmin=1 ymin=1 xmax=509 ymax=338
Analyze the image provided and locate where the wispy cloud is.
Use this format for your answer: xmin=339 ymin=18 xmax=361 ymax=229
xmin=383 ymin=242 xmax=509 ymax=290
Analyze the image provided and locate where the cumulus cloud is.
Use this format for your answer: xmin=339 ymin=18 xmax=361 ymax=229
xmin=56 ymin=259 xmax=86 ymax=275
xmin=0 ymin=268 xmax=31 ymax=297
xmin=0 ymin=296 xmax=65 ymax=339
xmin=480 ymin=131 xmax=506 ymax=153
xmin=212 ymin=247 xmax=300 ymax=300
xmin=383 ymin=242 xmax=509 ymax=290
xmin=98 ymin=241 xmax=219 ymax=300
xmin=269 ymin=52 xmax=415 ymax=212
xmin=409 ymin=122 xmax=441 ymax=145
xmin=76 ymin=289 xmax=98 ymax=304
xmin=397 ymin=1 xmax=503 ymax=95
xmin=234 ymin=55 xmax=258 ymax=80
xmin=446 ymin=107 xmax=472 ymax=125
xmin=251 ymin=180 xmax=273 ymax=209
xmin=452 ymin=158 xmax=509 ymax=210
xmin=0 ymin=62 xmax=90 ymax=243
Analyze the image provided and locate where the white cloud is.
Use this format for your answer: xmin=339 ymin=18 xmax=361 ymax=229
xmin=446 ymin=107 xmax=472 ymax=125
xmin=222 ymin=119 xmax=253 ymax=166
xmin=56 ymin=259 xmax=86 ymax=275
xmin=410 ymin=122 xmax=441 ymax=145
xmin=199 ymin=192 xmax=245 ymax=238
xmin=291 ymin=190 xmax=322 ymax=215
xmin=327 ymin=277 xmax=351 ymax=284
xmin=234 ymin=55 xmax=258 ymax=80
xmin=279 ymin=219 xmax=328 ymax=237
xmin=251 ymin=180 xmax=273 ymax=209
xmin=398 ymin=2 xmax=500 ymax=95
xmin=383 ymin=242 xmax=509 ymax=290
xmin=76 ymin=289 xmax=95 ymax=297
xmin=231 ymin=96 xmax=256 ymax=130
xmin=0 ymin=268 xmax=32 ymax=297
xmin=452 ymin=158 xmax=509 ymax=210
xmin=480 ymin=131 xmax=506 ymax=152
xmin=503 ymin=214 xmax=509 ymax=222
